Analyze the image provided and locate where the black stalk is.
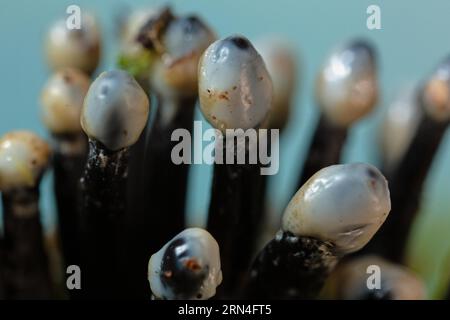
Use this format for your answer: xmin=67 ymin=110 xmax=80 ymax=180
xmin=2 ymin=187 xmax=52 ymax=299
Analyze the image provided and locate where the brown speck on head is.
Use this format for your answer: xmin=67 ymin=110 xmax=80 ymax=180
xmin=63 ymin=73 xmax=72 ymax=83
xmin=218 ymin=93 xmax=229 ymax=101
xmin=184 ymin=258 xmax=201 ymax=271
xmin=163 ymin=270 xmax=173 ymax=278
xmin=259 ymin=76 xmax=264 ymax=81
xmin=232 ymin=86 xmax=237 ymax=90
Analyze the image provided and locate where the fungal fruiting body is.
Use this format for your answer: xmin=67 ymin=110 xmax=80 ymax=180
xmin=148 ymin=228 xmax=222 ymax=300
xmin=79 ymin=70 xmax=149 ymax=298
xmin=380 ymin=86 xmax=422 ymax=175
xmin=297 ymin=40 xmax=378 ymax=189
xmin=198 ymin=35 xmax=272 ymax=131
xmin=245 ymin=163 xmax=391 ymax=299
xmin=117 ymin=7 xmax=159 ymax=88
xmin=81 ymin=70 xmax=149 ymax=151
xmin=41 ymin=68 xmax=90 ymax=275
xmin=0 ymin=131 xmax=52 ymax=299
xmin=41 ymin=68 xmax=90 ymax=136
xmin=253 ymin=36 xmax=298 ymax=251
xmin=325 ymin=255 xmax=426 ymax=300
xmin=123 ymin=9 xmax=216 ymax=299
xmin=198 ymin=35 xmax=273 ymax=295
xmin=45 ymin=13 xmax=101 ymax=75
xmin=255 ymin=36 xmax=298 ymax=131
xmin=365 ymin=56 xmax=450 ymax=262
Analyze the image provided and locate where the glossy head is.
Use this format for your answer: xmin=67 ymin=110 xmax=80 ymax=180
xmin=41 ymin=68 xmax=90 ymax=134
xmin=45 ymin=13 xmax=101 ymax=75
xmin=381 ymin=86 xmax=422 ymax=171
xmin=198 ymin=35 xmax=273 ymax=131
xmin=148 ymin=228 xmax=222 ymax=300
xmin=422 ymin=56 xmax=450 ymax=122
xmin=81 ymin=70 xmax=149 ymax=151
xmin=0 ymin=131 xmax=51 ymax=192
xmin=255 ymin=36 xmax=298 ymax=130
xmin=332 ymin=255 xmax=426 ymax=300
xmin=316 ymin=40 xmax=378 ymax=127
xmin=138 ymin=8 xmax=215 ymax=98
xmin=282 ymin=163 xmax=391 ymax=254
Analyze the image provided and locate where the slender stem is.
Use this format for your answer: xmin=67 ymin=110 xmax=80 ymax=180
xmin=207 ymin=148 xmax=244 ymax=297
xmin=243 ymin=231 xmax=338 ymax=299
xmin=79 ymin=140 xmax=129 ymax=299
xmin=52 ymin=134 xmax=86 ymax=273
xmin=2 ymin=187 xmax=52 ymax=299
xmin=297 ymin=115 xmax=348 ymax=189
xmin=122 ymin=95 xmax=196 ymax=298
xmin=207 ymin=135 xmax=267 ymax=296
xmin=362 ymin=114 xmax=448 ymax=263
xmin=0 ymin=237 xmax=4 ymax=299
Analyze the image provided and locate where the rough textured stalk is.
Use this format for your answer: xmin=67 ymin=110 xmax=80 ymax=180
xmin=2 ymin=187 xmax=52 ymax=299
xmin=243 ymin=232 xmax=338 ymax=299
xmin=363 ymin=114 xmax=448 ymax=262
xmin=297 ymin=115 xmax=347 ymax=189
xmin=79 ymin=140 xmax=129 ymax=299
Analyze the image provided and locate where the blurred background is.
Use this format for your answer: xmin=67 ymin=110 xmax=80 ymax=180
xmin=0 ymin=0 xmax=449 ymax=298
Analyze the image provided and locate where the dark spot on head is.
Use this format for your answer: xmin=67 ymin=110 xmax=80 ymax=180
xmin=259 ymin=76 xmax=264 ymax=81
xmin=229 ymin=36 xmax=250 ymax=50
xmin=366 ymin=168 xmax=378 ymax=180
xmin=63 ymin=73 xmax=72 ymax=83
xmin=207 ymin=89 xmax=211 ymax=93
xmin=100 ymin=84 xmax=109 ymax=96
xmin=196 ymin=293 xmax=202 ymax=299
xmin=233 ymin=86 xmax=237 ymax=90
xmin=160 ymin=237 xmax=207 ymax=298
xmin=123 ymin=130 xmax=128 ymax=136
xmin=181 ymin=15 xmax=202 ymax=35
xmin=31 ymin=159 xmax=37 ymax=165
xmin=347 ymin=39 xmax=376 ymax=64
xmin=218 ymin=93 xmax=229 ymax=101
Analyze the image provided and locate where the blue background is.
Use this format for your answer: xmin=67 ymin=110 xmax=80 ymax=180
xmin=1 ymin=0 xmax=449 ymax=298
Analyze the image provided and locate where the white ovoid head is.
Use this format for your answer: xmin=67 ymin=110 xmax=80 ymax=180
xmin=45 ymin=13 xmax=101 ymax=75
xmin=143 ymin=10 xmax=216 ymax=98
xmin=81 ymin=70 xmax=150 ymax=151
xmin=282 ymin=163 xmax=391 ymax=254
xmin=316 ymin=40 xmax=378 ymax=128
xmin=421 ymin=56 xmax=450 ymax=122
xmin=255 ymin=36 xmax=298 ymax=130
xmin=198 ymin=35 xmax=273 ymax=131
xmin=335 ymin=255 xmax=426 ymax=300
xmin=41 ymin=68 xmax=90 ymax=134
xmin=0 ymin=131 xmax=51 ymax=192
xmin=381 ymin=86 xmax=422 ymax=171
xmin=148 ymin=228 xmax=222 ymax=300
